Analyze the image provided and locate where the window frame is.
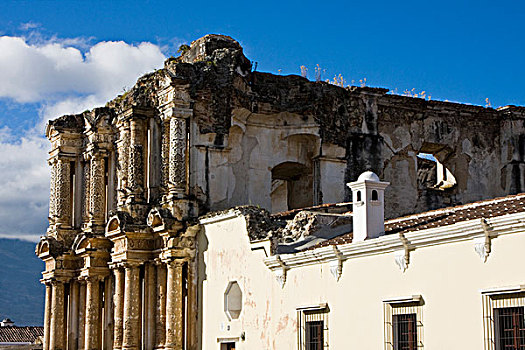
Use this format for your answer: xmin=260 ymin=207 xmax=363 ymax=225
xmin=384 ymin=296 xmax=424 ymax=350
xmin=297 ymin=304 xmax=329 ymax=350
xmin=482 ymin=287 xmax=525 ymax=350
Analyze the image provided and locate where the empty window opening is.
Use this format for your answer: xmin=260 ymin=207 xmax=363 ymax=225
xmin=356 ymin=191 xmax=362 ymax=202
xmin=69 ymin=161 xmax=76 ymax=227
xmin=417 ymin=152 xmax=456 ymax=190
xmin=146 ymin=119 xmax=161 ymax=203
xmin=271 ymin=162 xmax=313 ymax=213
xmin=104 ymin=157 xmax=109 ymax=222
xmin=371 ymin=190 xmax=378 ymax=201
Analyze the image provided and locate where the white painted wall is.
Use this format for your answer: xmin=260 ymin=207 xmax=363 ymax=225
xmin=198 ymin=212 xmax=525 ymax=350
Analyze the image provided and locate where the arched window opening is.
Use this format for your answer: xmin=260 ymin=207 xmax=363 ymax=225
xmin=417 ymin=151 xmax=457 ymax=191
xmin=371 ymin=190 xmax=378 ymax=201
xmin=146 ymin=118 xmax=161 ymax=203
xmin=356 ymin=191 xmax=362 ymax=202
xmin=69 ymin=160 xmax=76 ymax=227
xmin=271 ymin=162 xmax=313 ymax=213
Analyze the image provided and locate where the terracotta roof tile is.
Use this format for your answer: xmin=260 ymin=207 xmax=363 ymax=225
xmin=0 ymin=326 xmax=43 ymax=343
xmin=312 ymin=193 xmax=525 ymax=249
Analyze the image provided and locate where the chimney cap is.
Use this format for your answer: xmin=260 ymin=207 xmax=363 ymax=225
xmin=357 ymin=171 xmax=380 ymax=182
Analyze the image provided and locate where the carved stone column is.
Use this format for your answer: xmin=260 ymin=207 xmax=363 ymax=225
xmin=49 ymin=281 xmax=66 ymax=350
xmin=84 ymin=276 xmax=101 ymax=350
xmin=48 ymin=160 xmax=57 ymax=225
xmin=187 ymin=261 xmax=198 ymax=350
xmin=145 ymin=263 xmax=156 ymax=349
xmin=116 ymin=121 xmax=130 ymax=208
xmin=164 ymin=260 xmax=184 ymax=350
xmin=155 ymin=263 xmax=167 ymax=349
xmin=122 ymin=263 xmax=141 ymax=350
xmin=113 ymin=267 xmax=125 ymax=350
xmin=78 ymin=281 xmax=86 ymax=350
xmin=168 ymin=116 xmax=187 ymax=199
xmin=104 ymin=275 xmax=114 ymax=350
xmin=128 ymin=119 xmax=145 ymax=203
xmin=89 ymin=155 xmax=106 ymax=227
xmin=43 ymin=283 xmax=52 ymax=350
xmin=68 ymin=281 xmax=80 ymax=350
xmin=81 ymin=158 xmax=91 ymax=226
xmin=55 ymin=159 xmax=72 ymax=227
xmin=160 ymin=119 xmax=170 ymax=200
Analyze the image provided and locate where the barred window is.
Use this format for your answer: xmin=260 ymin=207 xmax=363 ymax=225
xmin=495 ymin=307 xmax=525 ymax=349
xmin=297 ymin=304 xmax=329 ymax=350
xmin=305 ymin=320 xmax=324 ymax=350
xmin=482 ymin=288 xmax=525 ymax=350
xmin=393 ymin=314 xmax=418 ymax=350
xmin=384 ymin=296 xmax=423 ymax=350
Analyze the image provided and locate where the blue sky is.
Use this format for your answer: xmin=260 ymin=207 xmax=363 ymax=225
xmin=0 ymin=0 xmax=523 ymax=240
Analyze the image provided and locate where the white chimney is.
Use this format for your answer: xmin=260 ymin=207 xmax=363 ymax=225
xmin=347 ymin=171 xmax=390 ymax=242
xmin=1 ymin=318 xmax=14 ymax=327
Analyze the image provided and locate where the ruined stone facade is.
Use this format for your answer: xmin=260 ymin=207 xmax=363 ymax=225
xmin=36 ymin=34 xmax=525 ymax=349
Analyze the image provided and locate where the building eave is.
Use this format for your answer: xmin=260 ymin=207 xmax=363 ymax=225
xmin=264 ymin=211 xmax=525 ymax=272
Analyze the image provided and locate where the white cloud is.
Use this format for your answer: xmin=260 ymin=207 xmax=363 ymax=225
xmin=0 ymin=35 xmax=165 ymax=105
xmin=0 ymin=35 xmax=167 ymax=239
xmin=0 ymin=131 xmax=49 ymax=241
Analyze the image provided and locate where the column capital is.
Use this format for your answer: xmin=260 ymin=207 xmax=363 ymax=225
xmin=163 ymin=258 xmax=187 ymax=267
xmin=81 ymin=275 xmax=104 ymax=283
xmin=122 ymin=260 xmax=143 ymax=269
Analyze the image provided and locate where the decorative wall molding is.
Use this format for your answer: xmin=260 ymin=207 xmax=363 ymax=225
xmin=329 ymin=246 xmax=344 ymax=281
xmin=263 ymin=212 xmax=525 ymax=274
xmin=474 ymin=219 xmax=493 ymax=262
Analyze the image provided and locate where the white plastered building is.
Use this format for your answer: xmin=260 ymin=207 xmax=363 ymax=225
xmin=196 ymin=172 xmax=525 ymax=350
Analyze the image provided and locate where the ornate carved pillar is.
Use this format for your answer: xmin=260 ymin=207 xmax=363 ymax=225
xmin=104 ymin=275 xmax=114 ymax=350
xmin=155 ymin=263 xmax=167 ymax=349
xmin=122 ymin=263 xmax=141 ymax=350
xmin=49 ymin=281 xmax=66 ymax=350
xmin=144 ymin=263 xmax=156 ymax=349
xmin=160 ymin=119 xmax=170 ymax=200
xmin=168 ymin=116 xmax=187 ymax=199
xmin=116 ymin=121 xmax=130 ymax=208
xmin=187 ymin=261 xmax=198 ymax=350
xmin=68 ymin=281 xmax=80 ymax=350
xmin=113 ymin=267 xmax=125 ymax=350
xmin=84 ymin=277 xmax=101 ymax=350
xmin=43 ymin=283 xmax=52 ymax=350
xmin=89 ymin=154 xmax=106 ymax=227
xmin=55 ymin=159 xmax=72 ymax=227
xmin=48 ymin=160 xmax=57 ymax=225
xmin=81 ymin=158 xmax=91 ymax=226
xmin=128 ymin=119 xmax=146 ymax=203
xmin=164 ymin=260 xmax=184 ymax=350
xmin=78 ymin=281 xmax=86 ymax=350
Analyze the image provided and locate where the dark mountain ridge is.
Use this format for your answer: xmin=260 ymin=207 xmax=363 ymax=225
xmin=0 ymin=238 xmax=44 ymax=326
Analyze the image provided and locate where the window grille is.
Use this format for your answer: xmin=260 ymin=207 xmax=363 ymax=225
xmin=393 ymin=314 xmax=417 ymax=350
xmin=384 ymin=297 xmax=423 ymax=349
xmin=495 ymin=307 xmax=525 ymax=349
xmin=482 ymin=291 xmax=525 ymax=350
xmin=297 ymin=304 xmax=329 ymax=350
